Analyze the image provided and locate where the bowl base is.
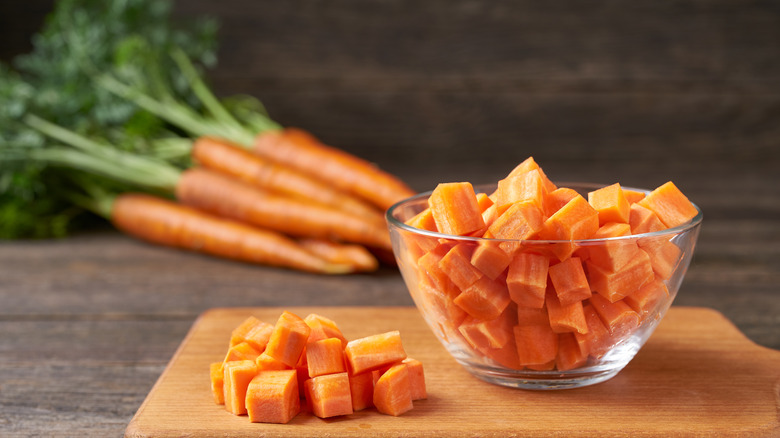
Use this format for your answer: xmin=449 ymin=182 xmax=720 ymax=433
xmin=462 ymin=362 xmax=623 ymax=390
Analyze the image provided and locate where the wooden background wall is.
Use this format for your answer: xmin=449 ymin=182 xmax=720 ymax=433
xmin=2 ymin=0 xmax=778 ymax=190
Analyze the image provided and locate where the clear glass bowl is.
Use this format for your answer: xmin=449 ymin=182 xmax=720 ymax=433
xmin=386 ymin=183 xmax=702 ymax=390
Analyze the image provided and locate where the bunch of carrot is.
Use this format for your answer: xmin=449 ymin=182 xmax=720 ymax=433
xmin=211 ymin=310 xmax=426 ymax=423
xmin=400 ymin=157 xmax=699 ymax=371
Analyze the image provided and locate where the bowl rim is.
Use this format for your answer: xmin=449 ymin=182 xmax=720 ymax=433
xmin=386 ymin=181 xmax=703 ymax=244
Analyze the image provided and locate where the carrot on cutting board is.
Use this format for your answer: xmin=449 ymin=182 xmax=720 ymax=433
xmin=304 ymin=372 xmax=354 ymax=418
xmin=253 ymin=128 xmax=416 ymax=211
xmin=345 ymin=331 xmax=407 ymax=375
xmin=265 ymin=311 xmax=312 ymax=368
xmin=349 ymin=371 xmax=375 ymax=412
xmin=210 ymin=362 xmax=225 ymax=405
xmin=246 ymin=369 xmax=300 ymax=424
xmin=110 ymin=193 xmax=356 ymax=274
xmin=223 ymin=360 xmax=258 ymax=416
xmin=306 ymin=338 xmax=346 ymax=378
xmin=373 ymin=363 xmax=414 ymax=416
xmin=175 ymin=167 xmax=393 ymax=251
xmin=192 ymin=136 xmax=384 ymax=223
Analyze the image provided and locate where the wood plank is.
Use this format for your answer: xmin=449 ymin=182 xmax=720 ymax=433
xmin=126 ymin=306 xmax=780 ymax=437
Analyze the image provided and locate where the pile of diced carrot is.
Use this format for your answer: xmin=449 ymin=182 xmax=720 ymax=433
xmin=403 ymin=157 xmax=698 ymax=371
xmin=210 ymin=311 xmax=426 ymax=424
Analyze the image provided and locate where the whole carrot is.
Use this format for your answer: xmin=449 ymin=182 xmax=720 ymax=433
xmin=253 ymin=128 xmax=416 ymax=211
xmin=110 ymin=193 xmax=355 ymax=274
xmin=297 ymin=238 xmax=379 ymax=273
xmin=175 ymin=167 xmax=393 ymax=250
xmin=192 ymin=137 xmax=385 ymax=223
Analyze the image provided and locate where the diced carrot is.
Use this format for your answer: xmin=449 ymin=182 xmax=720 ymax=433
xmin=304 ymin=313 xmax=348 ymax=346
xmin=556 ymin=333 xmax=588 ymax=371
xmin=348 ymin=371 xmax=374 ymax=411
xmin=589 ymin=293 xmax=640 ymax=338
xmin=296 ymin=363 xmax=310 ymax=399
xmin=306 ymin=338 xmax=346 ymax=378
xmin=481 ymin=339 xmax=522 ymax=370
xmin=637 ymin=236 xmax=682 ymax=280
xmin=480 ymin=203 xmax=502 ymax=229
xmin=638 ymin=181 xmax=698 ymax=229
xmin=623 ymin=189 xmax=646 ymax=204
xmin=548 ymin=257 xmax=592 ymax=306
xmin=514 ymin=323 xmax=558 ymax=367
xmin=471 ymin=241 xmax=512 ymax=280
xmin=458 ymin=311 xmax=515 ymax=351
xmin=539 ymin=194 xmax=600 ymax=241
xmin=588 ymin=183 xmax=630 ymax=225
xmin=373 ymin=363 xmax=414 ymax=416
xmin=417 ymin=278 xmax=468 ymax=344
xmin=439 ymin=243 xmax=484 ymax=290
xmin=453 ymin=275 xmax=511 ymax=320
xmin=223 ymin=341 xmax=262 ymax=364
xmin=573 ymin=304 xmax=612 ymax=358
xmin=475 ymin=192 xmax=494 ymax=212
xmin=230 ymin=316 xmax=263 ymax=347
xmin=505 ymin=156 xmax=557 ymax=193
xmin=506 ymin=252 xmax=549 ymax=309
xmin=210 ymin=362 xmax=225 ymax=405
xmin=494 ymin=169 xmax=546 ymax=211
xmin=517 ymin=305 xmax=550 ymax=326
xmin=624 ymin=277 xmax=670 ymax=318
xmin=265 ymin=311 xmax=312 ymax=367
xmin=417 ymin=243 xmax=459 ymax=296
xmin=223 ymin=359 xmax=258 ymax=416
xmin=586 ymin=249 xmax=655 ymax=302
xmin=543 ymin=187 xmax=579 ymax=218
xmin=304 ymin=372 xmax=353 ymax=418
xmin=345 ymin=331 xmax=407 ymax=375
xmin=246 ymin=369 xmax=300 ymax=424
xmin=580 ymin=222 xmax=640 ymax=271
xmin=487 ymin=201 xmax=544 ymax=253
xmin=402 ymin=358 xmax=427 ymax=400
xmin=242 ymin=321 xmax=274 ymax=352
xmin=629 ymin=203 xmax=666 ymax=235
xmin=405 ymin=207 xmax=437 ymax=232
xmin=428 ymin=182 xmax=486 ymax=236
xmin=255 ymin=352 xmax=291 ymax=371
xmin=546 ymin=293 xmax=588 ymax=334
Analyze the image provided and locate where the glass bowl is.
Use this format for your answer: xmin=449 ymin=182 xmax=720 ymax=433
xmin=386 ymin=183 xmax=702 ymax=390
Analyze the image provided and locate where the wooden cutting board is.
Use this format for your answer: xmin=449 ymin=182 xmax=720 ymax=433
xmin=125 ymin=306 xmax=780 ymax=437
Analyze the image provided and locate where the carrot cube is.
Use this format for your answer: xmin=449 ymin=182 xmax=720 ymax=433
xmin=581 ymin=222 xmax=640 ymax=271
xmin=505 ymin=156 xmax=557 ymax=193
xmin=556 ymin=332 xmax=588 ymax=371
xmin=223 ymin=360 xmax=258 ymax=416
xmin=506 ymin=252 xmax=549 ymax=309
xmin=624 ymin=277 xmax=669 ymax=318
xmin=546 ymin=293 xmax=588 ymax=334
xmin=638 ymin=181 xmax=698 ymax=229
xmin=265 ymin=311 xmax=312 ymax=367
xmin=304 ymin=372 xmax=353 ymax=418
xmin=481 ymin=339 xmax=522 ymax=370
xmin=471 ymin=241 xmax=513 ymax=280
xmin=588 ymin=183 xmax=630 ymax=225
xmin=210 ymin=362 xmax=225 ymax=405
xmin=574 ymin=304 xmax=612 ymax=358
xmin=458 ymin=310 xmax=515 ymax=351
xmin=230 ymin=316 xmax=264 ymax=347
xmin=428 ymin=182 xmax=486 ymax=236
xmin=494 ymin=169 xmax=546 ymax=211
xmin=304 ymin=313 xmax=348 ymax=346
xmin=255 ymin=352 xmax=291 ymax=371
xmin=586 ymin=249 xmax=655 ymax=302
xmin=439 ymin=243 xmax=484 ymax=290
xmin=453 ymin=275 xmax=511 ymax=321
xmin=589 ymin=293 xmax=640 ymax=339
xmin=517 ymin=305 xmax=550 ymax=326
xmin=246 ymin=369 xmax=300 ymax=424
xmin=548 ymin=257 xmax=592 ymax=306
xmin=514 ymin=323 xmax=559 ymax=367
xmin=623 ymin=189 xmax=646 ymax=204
xmin=487 ymin=201 xmax=544 ymax=253
xmin=306 ymin=338 xmax=346 ymax=378
xmin=539 ymin=194 xmax=600 ymax=242
xmin=373 ymin=363 xmax=414 ymax=416
xmin=349 ymin=371 xmax=375 ymax=411
xmin=638 ymin=236 xmax=682 ymax=280
xmin=405 ymin=207 xmax=437 ymax=231
xmin=629 ymin=203 xmax=666 ymax=235
xmin=543 ymin=187 xmax=579 ymax=218
xmin=223 ymin=341 xmax=262 ymax=364
xmin=242 ymin=321 xmax=274 ymax=352
xmin=475 ymin=192 xmax=494 ymax=212
xmin=345 ymin=331 xmax=407 ymax=375
xmin=402 ymin=358 xmax=427 ymax=400
xmin=418 ymin=244 xmax=459 ymax=296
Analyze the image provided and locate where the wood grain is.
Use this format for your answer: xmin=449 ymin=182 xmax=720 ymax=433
xmin=125 ymin=307 xmax=780 ymax=437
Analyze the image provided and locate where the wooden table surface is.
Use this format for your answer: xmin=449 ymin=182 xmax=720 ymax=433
xmin=2 ymin=1 xmax=779 ymax=436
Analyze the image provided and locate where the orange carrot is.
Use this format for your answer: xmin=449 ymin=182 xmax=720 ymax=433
xmin=373 ymin=363 xmax=414 ymax=416
xmin=304 ymin=313 xmax=348 ymax=346
xmin=506 ymin=252 xmax=549 ymax=309
xmin=223 ymin=359 xmax=258 ymax=416
xmin=223 ymin=341 xmax=262 ymax=364
xmin=637 ymin=236 xmax=682 ymax=280
xmin=629 ymin=203 xmax=666 ymax=235
xmin=192 ymin=136 xmax=384 ymax=222
xmin=110 ymin=193 xmax=355 ymax=274
xmin=487 ymin=201 xmax=544 ymax=253
xmin=241 ymin=321 xmax=274 ymax=352
xmin=505 ymin=156 xmax=557 ymax=193
xmin=586 ymin=249 xmax=655 ymax=302
xmin=209 ymin=362 xmax=225 ymax=405
xmin=514 ymin=323 xmax=558 ymax=367
xmin=253 ymin=128 xmax=416 ymax=211
xmin=548 ymin=257 xmax=592 ymax=306
xmin=471 ymin=241 xmax=513 ymax=280
xmin=175 ymin=168 xmax=392 ymax=250
xmin=265 ymin=311 xmax=312 ymax=367
xmin=453 ymin=275 xmax=512 ymax=321
xmin=255 ymin=352 xmax=291 ymax=371
xmin=573 ymin=304 xmax=612 ymax=358
xmin=556 ymin=333 xmax=588 ymax=371
xmin=494 ymin=169 xmax=547 ymax=211
xmin=306 ymin=338 xmax=346 ymax=378
xmin=297 ymin=238 xmax=379 ymax=273
xmin=345 ymin=331 xmax=407 ymax=375
xmin=458 ymin=312 xmax=515 ymax=351
xmin=638 ymin=181 xmax=698 ymax=228
xmin=304 ymin=372 xmax=354 ymax=418
xmin=579 ymin=222 xmax=640 ymax=271
xmin=438 ymin=243 xmax=484 ymax=290
xmin=546 ymin=293 xmax=588 ymax=335
xmin=401 ymin=358 xmax=427 ymax=400
xmin=624 ymin=277 xmax=669 ymax=317
xmin=417 ymin=243 xmax=460 ymax=297
xmin=589 ymin=293 xmax=640 ymax=338
xmin=622 ymin=189 xmax=646 ymax=204
xmin=348 ymin=371 xmax=375 ymax=411
xmin=246 ymin=369 xmax=300 ymax=424
xmin=588 ymin=183 xmax=630 ymax=225
xmin=230 ymin=316 xmax=264 ymax=347
xmin=428 ymin=182 xmax=486 ymax=236
xmin=517 ymin=305 xmax=550 ymax=326
xmin=543 ymin=187 xmax=579 ymax=218
xmin=539 ymin=194 xmax=600 ymax=242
